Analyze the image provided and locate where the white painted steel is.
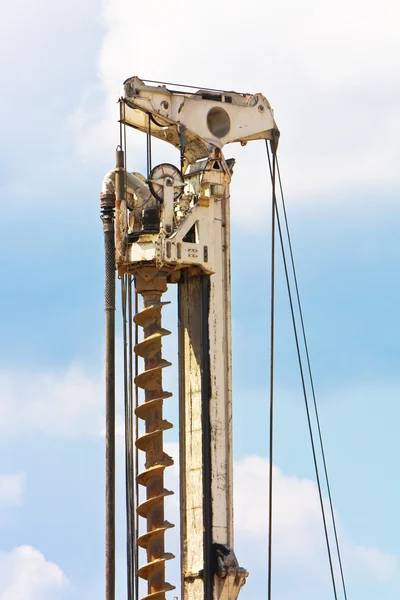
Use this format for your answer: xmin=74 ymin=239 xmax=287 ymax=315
xmin=102 ymin=169 xmax=152 ymax=201
xmin=126 ymin=160 xmax=246 ymax=600
xmin=209 ymin=176 xmax=233 ymax=549
xmin=116 ymin=78 xmax=277 ymax=600
xmin=127 ymin=181 xmax=218 ymax=274
xmin=179 ymin=275 xmax=206 ymax=600
xmin=162 ymin=180 xmax=175 ymax=235
xmin=122 ymin=77 xmax=278 ymax=162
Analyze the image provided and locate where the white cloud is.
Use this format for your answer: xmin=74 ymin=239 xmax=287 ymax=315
xmin=233 ymin=455 xmax=399 ymax=592
xmin=0 ymin=366 xmax=103 ymax=436
xmin=0 ymin=355 xmax=396 ymax=594
xmin=235 ymin=455 xmax=324 ymax=563
xmin=350 ymin=544 xmax=398 ymax=583
xmin=0 ymin=325 xmax=177 ymax=437
xmin=0 ymin=474 xmax=25 ymax=508
xmin=128 ymin=436 xmax=399 ymax=595
xmin=73 ymin=0 xmax=400 ymax=225
xmin=0 ymin=546 xmax=67 ymax=600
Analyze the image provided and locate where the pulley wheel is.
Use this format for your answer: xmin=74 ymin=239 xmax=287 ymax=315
xmin=148 ymin=163 xmax=184 ymax=203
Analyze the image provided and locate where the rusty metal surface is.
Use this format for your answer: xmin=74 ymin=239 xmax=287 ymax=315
xmin=134 ymin=270 xmax=175 ymax=600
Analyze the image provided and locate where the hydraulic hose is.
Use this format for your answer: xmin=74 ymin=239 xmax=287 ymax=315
xmin=101 ymin=189 xmax=116 ymax=600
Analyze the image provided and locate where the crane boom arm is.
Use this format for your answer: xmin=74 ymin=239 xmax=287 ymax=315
xmin=122 ymin=76 xmax=279 ymax=163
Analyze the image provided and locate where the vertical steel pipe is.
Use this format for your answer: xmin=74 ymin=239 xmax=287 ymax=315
xmin=101 ymin=191 xmax=116 ymax=600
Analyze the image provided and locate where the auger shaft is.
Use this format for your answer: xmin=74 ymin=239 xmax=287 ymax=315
xmin=134 ymin=270 xmax=175 ymax=600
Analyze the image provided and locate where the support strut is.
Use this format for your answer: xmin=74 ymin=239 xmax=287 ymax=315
xmin=134 ymin=269 xmax=175 ymax=600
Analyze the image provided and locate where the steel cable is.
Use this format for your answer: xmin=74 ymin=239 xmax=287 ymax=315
xmin=265 ymin=142 xmax=339 ymax=600
xmin=147 ymin=117 xmax=152 ymax=178
xmin=134 ymin=286 xmax=140 ymax=600
xmin=128 ymin=276 xmax=136 ymax=599
xmin=122 ymin=276 xmax=134 ymax=600
xmin=120 ymin=116 xmax=136 ymax=600
xmin=275 ymin=157 xmax=348 ymax=600
xmin=267 ymin=142 xmax=277 ymax=600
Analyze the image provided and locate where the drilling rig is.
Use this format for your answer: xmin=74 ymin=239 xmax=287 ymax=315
xmin=100 ymin=77 xmax=279 ymax=600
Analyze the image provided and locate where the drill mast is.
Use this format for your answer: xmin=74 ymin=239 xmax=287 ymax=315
xmin=101 ymin=77 xmax=279 ymax=600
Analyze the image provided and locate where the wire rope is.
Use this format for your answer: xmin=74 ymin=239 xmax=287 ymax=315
xmin=147 ymin=117 xmax=152 ymax=179
xmin=134 ymin=286 xmax=140 ymax=600
xmin=267 ymin=141 xmax=276 ymax=600
xmin=265 ymin=142 xmax=339 ymax=600
xmin=275 ymin=157 xmax=348 ymax=600
xmin=128 ymin=275 xmax=136 ymax=600
xmin=141 ymin=78 xmax=231 ymax=93
xmin=120 ymin=116 xmax=138 ymax=600
xmin=122 ymin=276 xmax=134 ymax=600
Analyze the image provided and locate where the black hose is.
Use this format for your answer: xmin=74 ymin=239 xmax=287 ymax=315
xmin=101 ymin=192 xmax=116 ymax=600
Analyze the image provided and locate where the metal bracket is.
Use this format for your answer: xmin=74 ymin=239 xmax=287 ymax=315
xmin=213 ymin=544 xmax=248 ymax=600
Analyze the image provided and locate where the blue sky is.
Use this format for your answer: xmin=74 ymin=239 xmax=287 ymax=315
xmin=1 ymin=0 xmax=400 ymax=598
